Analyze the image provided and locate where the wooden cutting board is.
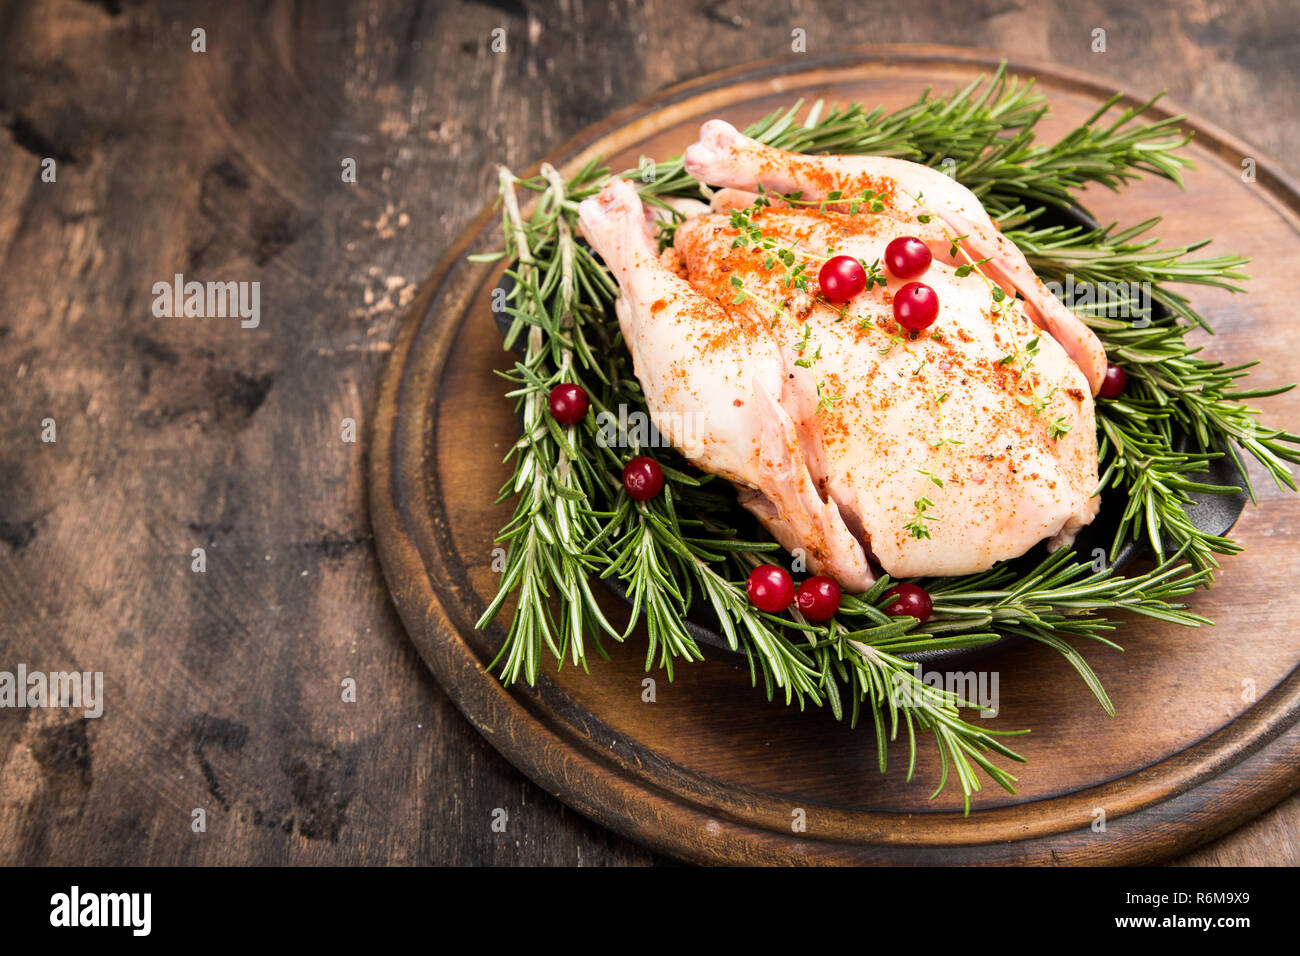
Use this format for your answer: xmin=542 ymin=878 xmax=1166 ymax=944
xmin=369 ymin=46 xmax=1300 ymax=865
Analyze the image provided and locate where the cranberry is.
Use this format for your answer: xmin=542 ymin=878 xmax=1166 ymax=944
xmin=818 ymin=255 xmax=868 ymax=304
xmin=884 ymin=236 xmax=932 ymax=279
xmin=884 ymin=583 xmax=933 ymax=623
xmin=1098 ymin=364 xmax=1127 ymax=399
xmin=622 ymin=456 xmax=664 ymax=501
xmin=548 ymin=383 xmax=589 ymax=424
xmin=747 ymin=565 xmax=795 ymax=613
xmin=893 ymin=281 xmax=939 ymax=331
xmin=795 ymin=576 xmax=842 ymax=621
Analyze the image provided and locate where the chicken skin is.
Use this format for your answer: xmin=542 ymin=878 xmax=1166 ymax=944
xmin=576 ymin=123 xmax=1102 ymax=588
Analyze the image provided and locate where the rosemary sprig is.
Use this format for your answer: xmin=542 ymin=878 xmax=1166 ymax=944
xmin=1010 ymin=216 xmax=1300 ymax=565
xmin=735 ymin=64 xmax=1192 ymax=219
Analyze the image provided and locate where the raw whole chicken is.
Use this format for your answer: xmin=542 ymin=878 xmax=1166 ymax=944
xmin=577 ymin=120 xmax=1104 ymax=589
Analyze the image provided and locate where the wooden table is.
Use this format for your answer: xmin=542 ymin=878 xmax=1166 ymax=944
xmin=1 ymin=0 xmax=1296 ymax=866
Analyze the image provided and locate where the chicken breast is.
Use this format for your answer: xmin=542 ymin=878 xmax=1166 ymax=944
xmin=576 ymin=126 xmax=1101 ymax=587
xmin=685 ymin=120 xmax=1109 ymax=395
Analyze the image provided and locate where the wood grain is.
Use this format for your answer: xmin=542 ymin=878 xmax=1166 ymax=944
xmin=0 ymin=0 xmax=1297 ymax=865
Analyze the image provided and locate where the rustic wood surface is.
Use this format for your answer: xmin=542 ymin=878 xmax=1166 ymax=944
xmin=1 ymin=0 xmax=1297 ymax=865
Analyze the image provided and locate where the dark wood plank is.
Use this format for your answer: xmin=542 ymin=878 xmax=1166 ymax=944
xmin=0 ymin=0 xmax=1296 ymax=865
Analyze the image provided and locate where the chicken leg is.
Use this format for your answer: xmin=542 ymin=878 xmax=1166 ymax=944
xmin=577 ymin=179 xmax=875 ymax=590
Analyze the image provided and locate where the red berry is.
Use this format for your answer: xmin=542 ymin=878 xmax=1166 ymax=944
xmin=1098 ymin=364 xmax=1127 ymax=400
xmin=884 ymin=236 xmax=932 ymax=279
xmin=893 ymin=281 xmax=939 ymax=331
xmin=622 ymin=456 xmax=664 ymax=501
xmin=884 ymin=583 xmax=933 ymax=623
xmin=747 ymin=564 xmax=795 ymax=613
xmin=795 ymin=576 xmax=841 ymax=621
xmin=818 ymin=255 xmax=868 ymax=304
xmin=548 ymin=383 xmax=589 ymax=424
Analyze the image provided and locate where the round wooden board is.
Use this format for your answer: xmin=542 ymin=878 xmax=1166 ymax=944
xmin=370 ymin=46 xmax=1300 ymax=865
